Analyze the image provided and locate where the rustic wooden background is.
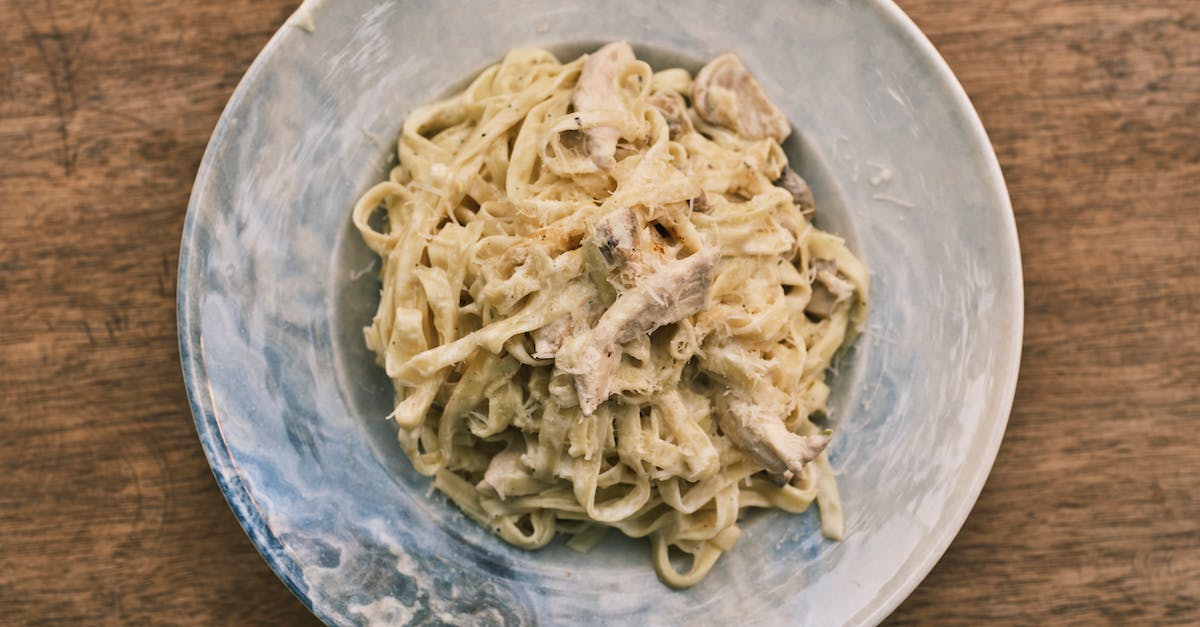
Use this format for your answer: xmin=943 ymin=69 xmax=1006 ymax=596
xmin=1 ymin=0 xmax=1196 ymax=624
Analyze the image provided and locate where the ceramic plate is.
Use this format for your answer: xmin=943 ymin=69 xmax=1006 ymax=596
xmin=178 ymin=0 xmax=1022 ymax=624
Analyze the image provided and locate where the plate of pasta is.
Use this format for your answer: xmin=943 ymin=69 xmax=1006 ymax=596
xmin=178 ymin=1 xmax=1022 ymax=625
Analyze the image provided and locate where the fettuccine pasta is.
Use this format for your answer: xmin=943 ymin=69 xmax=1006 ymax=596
xmin=353 ymin=43 xmax=868 ymax=588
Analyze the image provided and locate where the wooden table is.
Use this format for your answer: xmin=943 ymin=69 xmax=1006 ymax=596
xmin=2 ymin=1 xmax=1196 ymax=624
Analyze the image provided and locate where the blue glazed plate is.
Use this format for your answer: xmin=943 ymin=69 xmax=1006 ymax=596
xmin=178 ymin=1 xmax=1022 ymax=624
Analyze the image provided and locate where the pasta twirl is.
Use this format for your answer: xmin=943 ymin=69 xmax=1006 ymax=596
xmin=353 ymin=43 xmax=868 ymax=588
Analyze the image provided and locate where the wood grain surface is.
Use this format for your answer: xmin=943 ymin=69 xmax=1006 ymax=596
xmin=1 ymin=1 xmax=1196 ymax=624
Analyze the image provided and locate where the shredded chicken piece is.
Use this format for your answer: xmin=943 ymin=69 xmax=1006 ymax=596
xmin=717 ymin=390 xmax=831 ymax=483
xmin=477 ymin=439 xmax=543 ymax=500
xmin=557 ymin=248 xmax=720 ymax=414
xmin=806 ymin=259 xmax=855 ymax=318
xmin=592 ymin=207 xmax=641 ymax=272
xmin=775 ymin=166 xmax=816 ymax=220
xmin=693 ymin=53 xmax=790 ymax=143
xmin=557 ymin=205 xmax=692 ymax=369
xmin=531 ymin=314 xmax=575 ymax=359
xmin=805 ymin=283 xmax=839 ymax=318
xmin=573 ymin=41 xmax=635 ymax=170
xmin=648 ymin=90 xmax=694 ymax=139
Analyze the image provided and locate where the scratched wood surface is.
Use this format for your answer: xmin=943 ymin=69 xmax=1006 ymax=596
xmin=1 ymin=1 xmax=1196 ymax=624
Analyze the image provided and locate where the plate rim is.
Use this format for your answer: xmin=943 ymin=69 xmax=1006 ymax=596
xmin=849 ymin=3 xmax=1023 ymax=624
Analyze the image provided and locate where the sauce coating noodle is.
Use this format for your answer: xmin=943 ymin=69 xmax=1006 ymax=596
xmin=353 ymin=43 xmax=868 ymax=587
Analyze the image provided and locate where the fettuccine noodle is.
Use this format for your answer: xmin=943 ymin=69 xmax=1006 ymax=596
xmin=353 ymin=43 xmax=868 ymax=588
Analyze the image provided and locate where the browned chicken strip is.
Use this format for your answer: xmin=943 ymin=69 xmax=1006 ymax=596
xmin=648 ymin=90 xmax=695 ymax=140
xmin=693 ymin=53 xmax=791 ymax=143
xmin=717 ymin=390 xmax=831 ymax=483
xmin=775 ymin=166 xmax=817 ymax=220
xmin=573 ymin=41 xmax=636 ymax=170
xmin=591 ymin=206 xmax=641 ymax=272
